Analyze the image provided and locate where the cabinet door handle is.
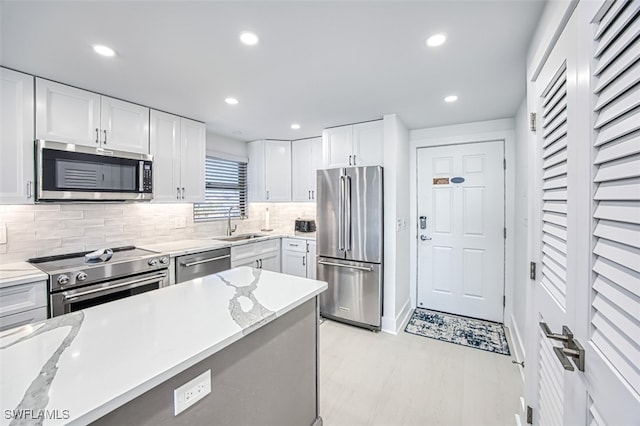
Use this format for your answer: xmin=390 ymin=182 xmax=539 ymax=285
xmin=103 ymin=129 xmax=107 ymax=144
xmin=348 ymin=155 xmax=352 ymax=166
xmin=302 ymin=256 xmax=306 ymax=266
xmin=255 ymin=260 xmax=260 ymax=268
xmin=182 ymin=187 xmax=185 ymax=199
xmin=95 ymin=128 xmax=100 ymax=144
xmin=312 ymin=190 xmax=315 ymax=200
xmin=353 ymin=155 xmax=356 ymax=165
xmin=26 ymin=180 xmax=33 ymax=199
xmin=176 ymin=187 xmax=180 ymax=200
xmin=308 ymin=190 xmax=311 ymax=200
xmin=266 ymin=190 xmax=270 ymax=200
xmin=259 ymin=259 xmax=263 ymax=269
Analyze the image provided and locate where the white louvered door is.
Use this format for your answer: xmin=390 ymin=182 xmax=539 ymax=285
xmin=581 ymin=1 xmax=640 ymax=424
xmin=530 ymin=1 xmax=640 ymax=424
xmin=532 ymin=18 xmax=574 ymax=423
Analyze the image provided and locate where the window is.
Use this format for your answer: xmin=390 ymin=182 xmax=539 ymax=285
xmin=193 ymin=156 xmax=247 ymax=222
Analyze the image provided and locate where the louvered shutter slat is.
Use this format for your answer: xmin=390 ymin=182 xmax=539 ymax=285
xmin=594 ymin=37 xmax=640 ymax=92
xmin=594 ymin=132 xmax=640 ymax=163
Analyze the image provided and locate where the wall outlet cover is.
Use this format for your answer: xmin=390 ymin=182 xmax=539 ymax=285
xmin=174 ymin=217 xmax=187 ymax=229
xmin=174 ymin=369 xmax=211 ymax=416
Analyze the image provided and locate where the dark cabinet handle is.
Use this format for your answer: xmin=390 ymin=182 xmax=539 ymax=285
xmin=103 ymin=129 xmax=107 ymax=144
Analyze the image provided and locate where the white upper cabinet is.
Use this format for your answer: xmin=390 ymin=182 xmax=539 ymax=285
xmin=352 ymin=120 xmax=383 ymax=167
xmin=36 ymin=78 xmax=149 ymax=154
xmin=149 ymin=111 xmax=205 ymax=203
xmin=180 ymin=118 xmax=206 ymax=203
xmin=248 ymin=140 xmax=291 ymax=202
xmin=36 ymin=79 xmax=100 ymax=147
xmin=0 ymin=68 xmax=35 ymax=204
xmin=322 ymin=126 xmax=354 ymax=168
xmin=150 ymin=110 xmax=181 ymax=202
xmin=100 ymin=96 xmax=149 ymax=154
xmin=292 ymin=137 xmax=321 ymax=202
xmin=322 ymin=120 xmax=383 ymax=168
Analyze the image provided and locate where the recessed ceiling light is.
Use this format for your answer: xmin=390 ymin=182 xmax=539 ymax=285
xmin=426 ymin=33 xmax=446 ymax=47
xmin=93 ymin=44 xmax=116 ymax=57
xmin=225 ymin=97 xmax=239 ymax=105
xmin=291 ymin=124 xmax=301 ymax=130
xmin=444 ymin=95 xmax=458 ymax=103
xmin=240 ymin=32 xmax=259 ymax=46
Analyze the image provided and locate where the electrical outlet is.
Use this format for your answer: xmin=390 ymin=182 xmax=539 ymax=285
xmin=0 ymin=225 xmax=6 ymax=245
xmin=174 ymin=217 xmax=186 ymax=229
xmin=174 ymin=370 xmax=211 ymax=415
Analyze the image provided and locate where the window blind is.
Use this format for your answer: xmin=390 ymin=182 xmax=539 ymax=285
xmin=193 ymin=156 xmax=247 ymax=222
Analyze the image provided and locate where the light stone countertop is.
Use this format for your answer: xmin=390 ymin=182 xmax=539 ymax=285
xmin=0 ymin=261 xmax=49 ymax=289
xmin=0 ymin=267 xmax=327 ymax=425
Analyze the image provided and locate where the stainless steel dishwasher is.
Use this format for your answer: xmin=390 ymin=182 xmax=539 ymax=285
xmin=175 ymin=247 xmax=231 ymax=284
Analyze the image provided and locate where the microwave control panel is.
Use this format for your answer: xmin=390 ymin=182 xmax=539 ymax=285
xmin=142 ymin=162 xmax=153 ymax=192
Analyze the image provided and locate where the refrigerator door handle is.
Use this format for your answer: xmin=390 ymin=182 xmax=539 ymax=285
xmin=339 ymin=175 xmax=345 ymax=251
xmin=345 ymin=175 xmax=352 ymax=252
xmin=318 ymin=260 xmax=373 ymax=272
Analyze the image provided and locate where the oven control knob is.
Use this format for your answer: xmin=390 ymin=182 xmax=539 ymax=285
xmin=76 ymin=272 xmax=88 ymax=282
xmin=159 ymin=256 xmax=169 ymax=265
xmin=147 ymin=258 xmax=158 ymax=266
xmin=57 ymin=275 xmax=70 ymax=285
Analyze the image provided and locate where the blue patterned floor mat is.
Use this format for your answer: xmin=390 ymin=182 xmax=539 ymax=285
xmin=404 ymin=308 xmax=510 ymax=355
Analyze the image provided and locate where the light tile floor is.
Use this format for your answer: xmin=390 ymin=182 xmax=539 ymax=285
xmin=319 ymin=319 xmax=523 ymax=426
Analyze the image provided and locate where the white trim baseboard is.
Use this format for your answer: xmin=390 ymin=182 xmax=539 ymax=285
xmin=382 ymin=298 xmax=413 ymax=335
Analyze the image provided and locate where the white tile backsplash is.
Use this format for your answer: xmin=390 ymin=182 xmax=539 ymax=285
xmin=0 ymin=202 xmax=317 ymax=262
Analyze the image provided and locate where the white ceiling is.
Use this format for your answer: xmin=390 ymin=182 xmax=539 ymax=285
xmin=0 ymin=1 xmax=545 ymax=142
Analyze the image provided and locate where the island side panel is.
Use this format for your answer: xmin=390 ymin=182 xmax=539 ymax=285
xmin=93 ymin=298 xmax=319 ymax=426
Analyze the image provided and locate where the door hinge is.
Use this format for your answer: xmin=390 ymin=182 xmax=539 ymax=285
xmin=526 ymin=405 xmax=533 ymax=424
xmin=504 ymin=227 xmax=507 ymax=239
xmin=503 ymin=158 xmax=506 ymax=170
xmin=530 ymin=262 xmax=537 ymax=280
xmin=529 ymin=112 xmax=537 ymax=132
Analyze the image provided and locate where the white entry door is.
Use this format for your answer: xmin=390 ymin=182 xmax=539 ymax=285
xmin=529 ymin=1 xmax=640 ymax=424
xmin=416 ymin=140 xmax=505 ymax=323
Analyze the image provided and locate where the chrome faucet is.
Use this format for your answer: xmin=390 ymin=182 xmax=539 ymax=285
xmin=227 ymin=206 xmax=240 ymax=236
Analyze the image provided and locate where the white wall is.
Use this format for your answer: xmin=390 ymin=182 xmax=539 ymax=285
xmin=206 ymin=131 xmax=247 ymax=159
xmin=381 ymin=114 xmax=412 ymax=334
xmin=511 ymin=98 xmax=530 ymax=375
xmin=408 ymin=118 xmax=516 ymax=333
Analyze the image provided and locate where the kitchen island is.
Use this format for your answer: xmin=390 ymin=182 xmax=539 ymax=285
xmin=0 ymin=267 xmax=327 ymax=426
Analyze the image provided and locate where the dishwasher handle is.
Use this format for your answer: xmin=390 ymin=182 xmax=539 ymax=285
xmin=181 ymin=254 xmax=231 ymax=268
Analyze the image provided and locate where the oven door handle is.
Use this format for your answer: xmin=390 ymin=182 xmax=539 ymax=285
xmin=181 ymin=254 xmax=231 ymax=268
xmin=63 ymin=272 xmax=168 ymax=300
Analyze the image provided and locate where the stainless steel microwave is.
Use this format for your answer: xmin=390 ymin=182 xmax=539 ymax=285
xmin=35 ymin=140 xmax=153 ymax=201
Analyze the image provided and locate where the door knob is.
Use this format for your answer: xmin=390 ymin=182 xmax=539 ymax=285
xmin=420 ymin=235 xmax=431 ymax=241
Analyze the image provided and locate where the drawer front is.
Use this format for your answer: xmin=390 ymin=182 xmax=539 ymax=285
xmin=0 ymin=280 xmax=47 ymax=317
xmin=0 ymin=307 xmax=48 ymax=332
xmin=282 ymin=238 xmax=306 ymax=253
xmin=257 ymin=238 xmax=280 ymax=254
xmin=231 ymin=243 xmax=259 ymax=261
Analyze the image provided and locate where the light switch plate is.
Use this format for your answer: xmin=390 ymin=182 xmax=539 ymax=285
xmin=174 ymin=369 xmax=211 ymax=416
xmin=0 ymin=225 xmax=6 ymax=245
xmin=174 ymin=217 xmax=186 ymax=229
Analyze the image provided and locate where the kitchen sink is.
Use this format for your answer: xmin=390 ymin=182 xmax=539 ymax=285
xmin=214 ymin=233 xmax=268 ymax=242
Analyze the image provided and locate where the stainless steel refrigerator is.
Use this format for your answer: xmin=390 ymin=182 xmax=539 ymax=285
xmin=316 ymin=166 xmax=383 ymax=331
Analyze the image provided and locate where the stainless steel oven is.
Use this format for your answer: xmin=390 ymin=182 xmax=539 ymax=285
xmin=35 ymin=139 xmax=153 ymax=201
xmin=29 ymin=246 xmax=169 ymax=318
xmin=50 ymin=269 xmax=168 ymax=316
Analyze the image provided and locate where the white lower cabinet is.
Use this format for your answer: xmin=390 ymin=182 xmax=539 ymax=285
xmin=230 ymin=239 xmax=281 ymax=273
xmin=0 ymin=68 xmax=35 ymax=204
xmin=0 ymin=280 xmax=48 ymax=331
xmin=282 ymin=238 xmax=316 ymax=279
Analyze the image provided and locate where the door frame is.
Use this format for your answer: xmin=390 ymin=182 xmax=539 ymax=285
xmin=409 ymin=120 xmax=517 ymax=342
